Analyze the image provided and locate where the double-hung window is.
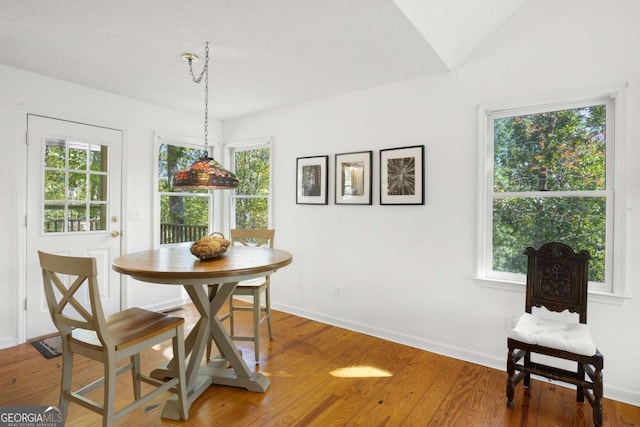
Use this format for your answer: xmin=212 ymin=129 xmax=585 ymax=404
xmin=228 ymin=138 xmax=272 ymax=229
xmin=478 ymin=92 xmax=624 ymax=294
xmin=156 ymin=136 xmax=214 ymax=246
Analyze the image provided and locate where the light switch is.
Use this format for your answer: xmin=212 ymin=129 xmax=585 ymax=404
xmin=129 ymin=209 xmax=142 ymax=221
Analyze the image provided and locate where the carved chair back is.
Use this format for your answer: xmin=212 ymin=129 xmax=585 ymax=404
xmin=523 ymin=242 xmax=591 ymax=323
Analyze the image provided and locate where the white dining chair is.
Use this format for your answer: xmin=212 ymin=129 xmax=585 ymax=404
xmin=208 ymin=229 xmax=275 ymax=363
xmin=38 ymin=251 xmax=189 ymax=426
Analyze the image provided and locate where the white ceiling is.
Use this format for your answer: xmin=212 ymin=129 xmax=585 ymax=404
xmin=0 ymin=0 xmax=526 ymax=120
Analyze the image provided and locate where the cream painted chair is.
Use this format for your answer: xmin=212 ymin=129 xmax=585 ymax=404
xmin=216 ymin=229 xmax=275 ymax=363
xmin=38 ymin=251 xmax=188 ymax=426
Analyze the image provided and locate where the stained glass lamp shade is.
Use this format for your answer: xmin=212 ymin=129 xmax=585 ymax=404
xmin=173 ymin=156 xmax=239 ymax=190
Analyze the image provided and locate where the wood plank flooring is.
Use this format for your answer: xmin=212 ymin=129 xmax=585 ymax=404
xmin=1 ymin=303 xmax=638 ymax=426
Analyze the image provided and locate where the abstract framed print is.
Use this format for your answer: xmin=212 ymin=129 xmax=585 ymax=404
xmin=380 ymin=145 xmax=425 ymax=205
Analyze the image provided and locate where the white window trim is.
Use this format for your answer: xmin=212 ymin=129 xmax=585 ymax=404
xmin=475 ymin=85 xmax=630 ymax=304
xmin=153 ymin=131 xmax=223 ymax=248
xmin=225 ymin=137 xmax=273 ymax=231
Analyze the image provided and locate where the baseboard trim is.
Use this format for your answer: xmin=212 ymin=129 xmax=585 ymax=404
xmin=0 ymin=336 xmax=18 ymax=350
xmin=272 ymin=302 xmax=640 ymax=407
xmin=142 ymin=297 xmax=189 ymax=313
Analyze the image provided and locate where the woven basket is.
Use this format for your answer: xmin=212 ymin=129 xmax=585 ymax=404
xmin=190 ymin=232 xmax=231 ymax=260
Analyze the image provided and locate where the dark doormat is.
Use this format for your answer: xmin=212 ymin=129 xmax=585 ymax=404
xmin=31 ymin=335 xmax=62 ymax=359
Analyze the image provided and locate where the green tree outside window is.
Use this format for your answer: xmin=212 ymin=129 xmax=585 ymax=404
xmin=158 ymin=143 xmax=210 ymax=244
xmin=232 ymin=146 xmax=270 ymax=230
xmin=492 ymin=104 xmax=607 ymax=283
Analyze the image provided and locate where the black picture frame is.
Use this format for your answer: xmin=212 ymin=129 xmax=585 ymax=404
xmin=335 ymin=151 xmax=372 ymax=205
xmin=296 ymin=155 xmax=329 ymax=204
xmin=379 ymin=145 xmax=425 ymax=205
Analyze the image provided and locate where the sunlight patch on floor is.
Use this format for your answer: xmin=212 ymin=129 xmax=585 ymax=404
xmin=330 ymin=366 xmax=393 ymax=378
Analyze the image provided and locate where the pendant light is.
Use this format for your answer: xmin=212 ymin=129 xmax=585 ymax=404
xmin=172 ymin=42 xmax=238 ymax=190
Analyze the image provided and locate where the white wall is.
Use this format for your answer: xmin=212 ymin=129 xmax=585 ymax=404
xmin=1 ymin=0 xmax=638 ymax=407
xmin=223 ymin=0 xmax=640 ymax=405
xmin=0 ymin=64 xmax=222 ymax=347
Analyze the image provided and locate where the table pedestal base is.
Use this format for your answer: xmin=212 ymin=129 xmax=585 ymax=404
xmin=112 ymin=246 xmax=292 ymax=422
xmin=160 ymin=374 xmax=211 ymax=420
xmin=201 ymin=360 xmax=270 ymax=392
xmin=152 ymin=356 xmax=270 ymax=420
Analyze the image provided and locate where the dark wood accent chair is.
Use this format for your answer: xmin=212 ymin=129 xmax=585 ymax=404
xmin=507 ymin=242 xmax=604 ymax=426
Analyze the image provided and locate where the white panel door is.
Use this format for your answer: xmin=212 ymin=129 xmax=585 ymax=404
xmin=25 ymin=115 xmax=123 ymax=339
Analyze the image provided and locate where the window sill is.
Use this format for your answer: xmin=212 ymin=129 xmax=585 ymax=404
xmin=474 ymin=277 xmax=631 ymax=306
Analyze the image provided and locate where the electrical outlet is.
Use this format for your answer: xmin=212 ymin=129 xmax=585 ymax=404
xmin=334 ymin=284 xmax=343 ymax=299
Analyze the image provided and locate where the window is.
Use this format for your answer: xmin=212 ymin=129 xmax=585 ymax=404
xmin=156 ymin=138 xmax=213 ymax=245
xmin=477 ymin=93 xmax=624 ymax=293
xmin=228 ymin=139 xmax=272 ymax=229
xmin=43 ymin=137 xmax=108 ymax=233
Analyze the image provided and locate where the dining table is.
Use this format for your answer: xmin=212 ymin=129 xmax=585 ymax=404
xmin=112 ymin=244 xmax=293 ymax=420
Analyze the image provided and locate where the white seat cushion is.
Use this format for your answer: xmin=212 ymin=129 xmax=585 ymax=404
xmin=510 ymin=312 xmax=597 ymax=356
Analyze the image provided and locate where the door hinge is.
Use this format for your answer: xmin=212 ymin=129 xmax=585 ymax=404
xmin=24 ymin=215 xmax=27 ymax=227
xmin=24 ymin=298 xmax=27 ymax=311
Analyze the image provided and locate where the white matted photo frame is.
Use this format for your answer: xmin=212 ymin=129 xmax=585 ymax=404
xmin=296 ymin=155 xmax=329 ymax=204
xmin=380 ymin=145 xmax=425 ymax=205
xmin=335 ymin=151 xmax=372 ymax=205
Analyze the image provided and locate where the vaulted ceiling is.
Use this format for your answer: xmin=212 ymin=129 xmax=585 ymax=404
xmin=0 ymin=0 xmax=526 ymax=119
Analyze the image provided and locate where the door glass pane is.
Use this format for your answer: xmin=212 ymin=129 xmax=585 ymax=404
xmin=90 ymin=204 xmax=107 ymax=231
xmin=43 ymin=136 xmax=109 ymax=233
xmin=43 ymin=203 xmax=64 ymax=233
xmin=89 ymin=174 xmax=107 ymax=201
xmin=68 ymin=142 xmax=88 ymax=170
xmin=67 ymin=204 xmax=87 ymax=232
xmin=44 ymin=170 xmax=65 ymax=200
xmin=45 ymin=138 xmax=65 ymax=168
xmin=90 ymin=144 xmax=106 ymax=171
xmin=68 ymin=172 xmax=86 ymax=200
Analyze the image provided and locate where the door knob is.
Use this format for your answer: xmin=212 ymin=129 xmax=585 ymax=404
xmin=111 ymin=231 xmax=121 ymax=238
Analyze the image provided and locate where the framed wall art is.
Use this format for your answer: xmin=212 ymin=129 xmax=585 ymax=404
xmin=296 ymin=155 xmax=329 ymax=204
xmin=335 ymin=151 xmax=372 ymax=205
xmin=380 ymin=145 xmax=425 ymax=205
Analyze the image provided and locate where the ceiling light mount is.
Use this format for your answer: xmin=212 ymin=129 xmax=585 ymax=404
xmin=181 ymin=52 xmax=199 ymax=63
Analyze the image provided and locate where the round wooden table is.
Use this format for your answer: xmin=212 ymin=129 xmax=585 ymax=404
xmin=113 ymin=245 xmax=293 ymax=419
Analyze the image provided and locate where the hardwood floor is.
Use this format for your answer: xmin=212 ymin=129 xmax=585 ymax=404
xmin=1 ymin=303 xmax=638 ymax=426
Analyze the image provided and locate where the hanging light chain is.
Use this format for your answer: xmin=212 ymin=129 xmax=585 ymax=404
xmin=174 ymin=41 xmax=238 ymax=190
xmin=186 ymin=42 xmax=210 ymax=156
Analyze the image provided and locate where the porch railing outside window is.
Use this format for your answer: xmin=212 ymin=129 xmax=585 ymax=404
xmin=44 ymin=219 xmax=104 ymax=233
xmin=160 ymin=223 xmax=208 ymax=244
